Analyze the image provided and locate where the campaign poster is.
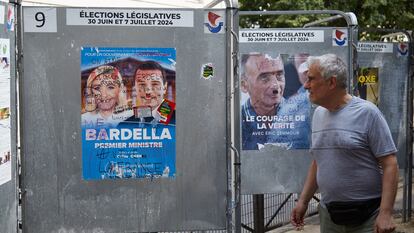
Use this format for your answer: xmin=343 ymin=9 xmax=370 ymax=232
xmin=81 ymin=47 xmax=176 ymax=179
xmin=0 ymin=38 xmax=11 ymax=185
xmin=357 ymin=67 xmax=379 ymax=106
xmin=240 ymin=53 xmax=311 ymax=150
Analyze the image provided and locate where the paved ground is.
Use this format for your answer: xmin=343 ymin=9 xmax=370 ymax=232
xmin=270 ymin=177 xmax=414 ymax=233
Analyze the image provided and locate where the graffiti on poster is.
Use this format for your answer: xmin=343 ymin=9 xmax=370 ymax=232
xmin=0 ymin=38 xmax=10 ymax=186
xmin=240 ymin=53 xmax=311 ymax=150
xmin=356 ymin=67 xmax=379 ymax=106
xmin=81 ymin=47 xmax=176 ymax=180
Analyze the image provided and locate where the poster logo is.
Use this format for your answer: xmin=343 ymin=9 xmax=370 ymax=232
xmin=397 ymin=43 xmax=408 ymax=56
xmin=204 ymin=11 xmax=224 ymax=34
xmin=333 ymin=29 xmax=347 ymax=46
xmin=6 ymin=6 xmax=14 ymax=32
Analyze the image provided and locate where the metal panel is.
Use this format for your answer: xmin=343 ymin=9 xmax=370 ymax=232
xmin=356 ymin=42 xmax=410 ymax=168
xmin=239 ymin=28 xmax=351 ymax=194
xmin=21 ymin=7 xmax=227 ymax=232
xmin=0 ymin=2 xmax=18 ymax=233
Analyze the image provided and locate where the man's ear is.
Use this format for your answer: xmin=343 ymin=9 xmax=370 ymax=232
xmin=328 ymin=76 xmax=337 ymax=90
xmin=241 ymin=79 xmax=249 ymax=93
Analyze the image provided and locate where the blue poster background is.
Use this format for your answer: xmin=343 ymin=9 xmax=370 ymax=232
xmin=81 ymin=47 xmax=176 ymax=180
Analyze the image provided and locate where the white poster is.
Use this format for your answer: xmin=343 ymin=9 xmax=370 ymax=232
xmin=0 ymin=38 xmax=10 ymax=186
xmin=0 ymin=5 xmax=5 ymax=25
xmin=24 ymin=8 xmax=56 ymax=33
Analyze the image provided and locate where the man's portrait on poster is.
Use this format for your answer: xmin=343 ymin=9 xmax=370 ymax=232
xmin=240 ymin=52 xmax=310 ymax=150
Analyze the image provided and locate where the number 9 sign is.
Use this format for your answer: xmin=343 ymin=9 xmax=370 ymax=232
xmin=24 ymin=8 xmax=56 ymax=32
xmin=35 ymin=12 xmax=45 ymax=27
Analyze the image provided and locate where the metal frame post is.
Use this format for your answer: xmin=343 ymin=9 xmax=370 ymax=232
xmin=253 ymin=194 xmax=264 ymax=233
xmin=225 ymin=1 xmax=240 ymax=233
xmin=10 ymin=0 xmax=22 ymax=232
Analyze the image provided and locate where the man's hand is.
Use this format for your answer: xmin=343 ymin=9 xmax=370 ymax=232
xmin=291 ymin=200 xmax=308 ymax=230
xmin=291 ymin=160 xmax=318 ymax=230
xmin=374 ymin=212 xmax=396 ymax=233
xmin=375 ymin=154 xmax=398 ymax=233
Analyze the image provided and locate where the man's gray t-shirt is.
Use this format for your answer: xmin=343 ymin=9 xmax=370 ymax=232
xmin=311 ymin=96 xmax=397 ymax=204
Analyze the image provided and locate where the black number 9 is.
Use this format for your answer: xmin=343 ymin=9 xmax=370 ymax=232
xmin=35 ymin=12 xmax=45 ymax=27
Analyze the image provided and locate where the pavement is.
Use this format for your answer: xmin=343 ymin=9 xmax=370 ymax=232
xmin=269 ymin=176 xmax=414 ymax=233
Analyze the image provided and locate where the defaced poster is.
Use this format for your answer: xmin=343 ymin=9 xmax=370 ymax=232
xmin=81 ymin=47 xmax=176 ymax=179
xmin=240 ymin=53 xmax=311 ymax=150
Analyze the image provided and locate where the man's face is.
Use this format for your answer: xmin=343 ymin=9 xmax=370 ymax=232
xmin=135 ymin=69 xmax=166 ymax=109
xmin=241 ymin=55 xmax=285 ymax=114
xmin=91 ymin=75 xmax=120 ymax=112
xmin=304 ymin=63 xmax=332 ymax=105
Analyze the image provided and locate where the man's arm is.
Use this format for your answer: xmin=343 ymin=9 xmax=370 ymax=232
xmin=375 ymin=153 xmax=399 ymax=233
xmin=291 ymin=160 xmax=318 ymax=228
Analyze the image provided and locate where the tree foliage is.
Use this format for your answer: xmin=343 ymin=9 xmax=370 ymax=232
xmin=239 ymin=0 xmax=414 ymax=40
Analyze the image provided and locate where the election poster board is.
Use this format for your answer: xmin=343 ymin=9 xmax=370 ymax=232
xmin=81 ymin=47 xmax=176 ymax=179
xmin=22 ymin=7 xmax=227 ymax=232
xmin=356 ymin=41 xmax=410 ymax=168
xmin=239 ymin=28 xmax=351 ymax=194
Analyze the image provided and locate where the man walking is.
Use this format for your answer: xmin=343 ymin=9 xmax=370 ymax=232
xmin=291 ymin=54 xmax=398 ymax=233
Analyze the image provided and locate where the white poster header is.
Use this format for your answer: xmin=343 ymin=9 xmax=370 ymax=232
xmin=66 ymin=9 xmax=194 ymax=27
xmin=357 ymin=42 xmax=393 ymax=53
xmin=239 ymin=30 xmax=325 ymax=43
